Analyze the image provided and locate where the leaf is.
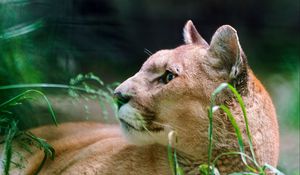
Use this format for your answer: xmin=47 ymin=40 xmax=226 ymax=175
xmin=199 ymin=164 xmax=220 ymax=175
xmin=24 ymin=132 xmax=55 ymax=159
xmin=0 ymin=90 xmax=57 ymax=126
xmin=166 ymin=131 xmax=184 ymax=175
xmin=86 ymin=73 xmax=104 ymax=86
xmin=218 ymin=105 xmax=246 ymax=161
xmin=207 ymin=83 xmax=258 ymax=174
xmin=0 ymin=20 xmax=44 ymax=39
xmin=262 ymin=164 xmax=285 ymax=175
xmin=225 ymin=84 xmax=257 ymax=165
xmin=173 ymin=149 xmax=184 ymax=175
xmin=176 ymin=165 xmax=184 ymax=175
xmin=23 ymin=132 xmax=55 ymax=175
xmin=199 ymin=164 xmax=210 ymax=175
xmin=0 ymin=76 xmax=120 ymax=173
xmin=167 ymin=143 xmax=176 ymax=175
xmin=2 ymin=121 xmax=18 ymax=175
xmin=228 ymin=173 xmax=259 ymax=175
xmin=212 ymin=152 xmax=255 ymax=167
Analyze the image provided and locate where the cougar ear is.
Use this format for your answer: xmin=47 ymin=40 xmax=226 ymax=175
xmin=183 ymin=20 xmax=208 ymax=47
xmin=209 ymin=25 xmax=245 ymax=80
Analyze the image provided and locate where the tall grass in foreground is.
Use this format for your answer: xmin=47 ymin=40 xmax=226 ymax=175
xmin=168 ymin=83 xmax=284 ymax=175
xmin=0 ymin=78 xmax=284 ymax=175
xmin=0 ymin=73 xmax=117 ymax=175
xmin=0 ymin=90 xmax=56 ymax=175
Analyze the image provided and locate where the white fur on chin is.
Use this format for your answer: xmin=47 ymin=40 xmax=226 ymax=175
xmin=118 ymin=104 xmax=167 ymax=146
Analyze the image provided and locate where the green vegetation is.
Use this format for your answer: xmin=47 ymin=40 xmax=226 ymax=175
xmin=0 ymin=1 xmax=298 ymax=174
xmin=0 ymin=90 xmax=56 ymax=175
xmin=0 ymin=81 xmax=286 ymax=175
xmin=167 ymin=83 xmax=284 ymax=175
xmin=0 ymin=73 xmax=117 ymax=174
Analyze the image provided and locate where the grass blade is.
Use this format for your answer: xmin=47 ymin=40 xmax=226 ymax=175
xmin=0 ymin=20 xmax=44 ymax=39
xmin=0 ymin=90 xmax=57 ymax=126
xmin=228 ymin=173 xmax=259 ymax=175
xmin=2 ymin=121 xmax=18 ymax=175
xmin=212 ymin=152 xmax=255 ymax=166
xmin=225 ymin=84 xmax=257 ymax=166
xmin=168 ymin=143 xmax=176 ymax=175
xmin=24 ymin=132 xmax=55 ymax=174
xmin=207 ymin=83 xmax=260 ymax=174
xmin=207 ymin=83 xmax=228 ymax=174
xmin=167 ymin=131 xmax=184 ymax=175
xmin=262 ymin=164 xmax=285 ymax=175
xmin=168 ymin=131 xmax=176 ymax=175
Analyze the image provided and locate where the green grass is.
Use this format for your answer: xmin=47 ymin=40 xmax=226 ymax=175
xmin=167 ymin=83 xmax=285 ymax=175
xmin=0 ymin=73 xmax=117 ymax=174
xmin=1 ymin=78 xmax=284 ymax=175
xmin=0 ymin=89 xmax=56 ymax=175
xmin=168 ymin=131 xmax=184 ymax=175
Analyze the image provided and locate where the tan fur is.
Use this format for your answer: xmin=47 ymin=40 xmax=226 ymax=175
xmin=4 ymin=21 xmax=279 ymax=175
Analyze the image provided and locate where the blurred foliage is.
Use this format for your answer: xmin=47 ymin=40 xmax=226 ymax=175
xmin=1 ymin=0 xmax=298 ymax=79
xmin=265 ymin=60 xmax=299 ymax=130
xmin=0 ymin=0 xmax=299 ymax=174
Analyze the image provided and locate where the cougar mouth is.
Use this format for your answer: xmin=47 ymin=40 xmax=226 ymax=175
xmin=119 ymin=114 xmax=164 ymax=132
xmin=118 ymin=104 xmax=164 ymax=133
xmin=119 ymin=118 xmax=142 ymax=131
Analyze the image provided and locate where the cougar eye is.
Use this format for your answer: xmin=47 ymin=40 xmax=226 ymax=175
xmin=160 ymin=71 xmax=176 ymax=84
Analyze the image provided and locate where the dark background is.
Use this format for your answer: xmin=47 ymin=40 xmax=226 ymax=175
xmin=0 ymin=0 xmax=299 ymax=174
xmin=0 ymin=0 xmax=299 ymax=82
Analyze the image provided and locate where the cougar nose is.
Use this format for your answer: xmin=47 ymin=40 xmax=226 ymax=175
xmin=114 ymin=92 xmax=131 ymax=109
